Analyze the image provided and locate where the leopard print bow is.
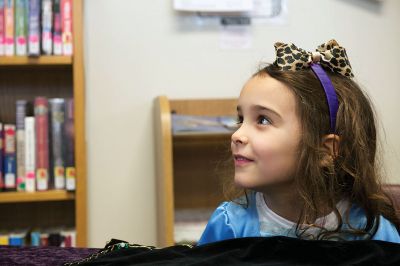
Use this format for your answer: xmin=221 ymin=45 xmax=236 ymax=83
xmin=274 ymin=39 xmax=354 ymax=78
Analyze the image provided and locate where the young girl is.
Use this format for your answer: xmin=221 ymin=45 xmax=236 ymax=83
xmin=198 ymin=40 xmax=400 ymax=245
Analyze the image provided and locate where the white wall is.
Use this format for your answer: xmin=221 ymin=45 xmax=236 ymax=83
xmin=84 ymin=0 xmax=400 ymax=247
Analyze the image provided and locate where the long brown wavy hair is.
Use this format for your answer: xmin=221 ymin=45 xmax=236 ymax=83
xmin=222 ymin=63 xmax=399 ymax=240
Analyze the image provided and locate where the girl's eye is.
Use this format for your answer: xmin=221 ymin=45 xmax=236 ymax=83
xmin=236 ymin=115 xmax=243 ymax=124
xmin=258 ymin=116 xmax=271 ymax=125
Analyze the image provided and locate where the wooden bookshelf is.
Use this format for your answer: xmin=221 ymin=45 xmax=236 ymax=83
xmin=154 ymin=96 xmax=237 ymax=247
xmin=0 ymin=56 xmax=72 ymax=66
xmin=0 ymin=0 xmax=87 ymax=247
xmin=0 ymin=190 xmax=74 ymax=203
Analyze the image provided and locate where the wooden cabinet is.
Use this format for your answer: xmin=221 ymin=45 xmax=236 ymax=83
xmin=154 ymin=95 xmax=237 ymax=247
xmin=0 ymin=0 xmax=87 ymax=247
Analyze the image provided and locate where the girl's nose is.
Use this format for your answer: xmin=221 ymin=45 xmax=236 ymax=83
xmin=231 ymin=128 xmax=249 ymax=145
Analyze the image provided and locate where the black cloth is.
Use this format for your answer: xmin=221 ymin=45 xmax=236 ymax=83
xmin=66 ymin=236 xmax=400 ymax=266
xmin=0 ymin=245 xmax=99 ymax=266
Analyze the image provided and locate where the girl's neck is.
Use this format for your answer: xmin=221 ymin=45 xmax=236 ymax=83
xmin=261 ymin=184 xmax=303 ymax=223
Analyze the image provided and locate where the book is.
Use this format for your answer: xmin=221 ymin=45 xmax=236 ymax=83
xmin=8 ymin=232 xmax=25 ymax=246
xmin=41 ymin=0 xmax=52 ymax=55
xmin=61 ymin=0 xmax=73 ymax=55
xmin=0 ymin=123 xmax=3 ymax=190
xmin=3 ymin=124 xmax=16 ymax=190
xmin=171 ymin=114 xmax=237 ymax=134
xmin=4 ymin=0 xmax=14 ymax=56
xmin=24 ymin=117 xmax=36 ymax=192
xmin=0 ymin=233 xmax=9 ymax=245
xmin=64 ymin=98 xmax=75 ymax=191
xmin=16 ymin=100 xmax=27 ymax=191
xmin=48 ymin=232 xmax=63 ymax=246
xmin=15 ymin=0 xmax=28 ymax=56
xmin=28 ymin=0 xmax=40 ymax=56
xmin=0 ymin=0 xmax=5 ymax=55
xmin=40 ymin=232 xmax=49 ymax=246
xmin=35 ymin=97 xmax=49 ymax=191
xmin=53 ymin=0 xmax=62 ymax=55
xmin=49 ymin=98 xmax=65 ymax=189
xmin=30 ymin=231 xmax=40 ymax=246
xmin=61 ymin=229 xmax=76 ymax=247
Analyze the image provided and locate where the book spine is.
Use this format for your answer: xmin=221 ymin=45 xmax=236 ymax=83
xmin=35 ymin=97 xmax=49 ymax=191
xmin=25 ymin=117 xmax=36 ymax=192
xmin=49 ymin=98 xmax=65 ymax=189
xmin=61 ymin=0 xmax=72 ymax=55
xmin=4 ymin=0 xmax=14 ymax=56
xmin=53 ymin=0 xmax=62 ymax=55
xmin=15 ymin=0 xmax=27 ymax=55
xmin=16 ymin=100 xmax=26 ymax=191
xmin=0 ymin=0 xmax=5 ymax=56
xmin=0 ymin=234 xmax=9 ymax=245
xmin=30 ymin=231 xmax=40 ymax=246
xmin=41 ymin=0 xmax=52 ymax=55
xmin=64 ymin=98 xmax=75 ymax=191
xmin=61 ymin=229 xmax=75 ymax=247
xmin=8 ymin=233 xmax=25 ymax=246
xmin=40 ymin=233 xmax=49 ymax=246
xmin=28 ymin=0 xmax=40 ymax=56
xmin=4 ymin=124 xmax=16 ymax=190
xmin=0 ymin=123 xmax=3 ymax=190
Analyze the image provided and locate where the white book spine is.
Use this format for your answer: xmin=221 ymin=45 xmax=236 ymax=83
xmin=41 ymin=0 xmax=52 ymax=55
xmin=24 ymin=117 xmax=36 ymax=192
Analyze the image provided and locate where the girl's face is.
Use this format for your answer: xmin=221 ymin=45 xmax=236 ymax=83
xmin=231 ymin=74 xmax=302 ymax=191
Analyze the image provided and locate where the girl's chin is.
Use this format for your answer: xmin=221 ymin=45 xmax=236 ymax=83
xmin=234 ymin=176 xmax=258 ymax=190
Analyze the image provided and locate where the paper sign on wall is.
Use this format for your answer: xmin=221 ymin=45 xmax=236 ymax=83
xmin=174 ymin=0 xmax=253 ymax=12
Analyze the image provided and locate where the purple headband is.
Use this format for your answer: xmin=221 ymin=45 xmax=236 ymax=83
xmin=310 ymin=63 xmax=338 ymax=134
xmin=273 ymin=40 xmax=354 ymax=134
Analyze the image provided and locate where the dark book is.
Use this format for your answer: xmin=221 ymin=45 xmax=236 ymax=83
xmin=53 ymin=0 xmax=62 ymax=55
xmin=49 ymin=98 xmax=66 ymax=190
xmin=3 ymin=124 xmax=16 ymax=190
xmin=0 ymin=123 xmax=3 ymax=190
xmin=64 ymin=98 xmax=75 ymax=191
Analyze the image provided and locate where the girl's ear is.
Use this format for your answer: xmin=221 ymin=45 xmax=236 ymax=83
xmin=320 ymin=134 xmax=340 ymax=167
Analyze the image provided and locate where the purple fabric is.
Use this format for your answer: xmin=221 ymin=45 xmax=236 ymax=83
xmin=310 ymin=63 xmax=339 ymax=134
xmin=0 ymin=245 xmax=99 ymax=266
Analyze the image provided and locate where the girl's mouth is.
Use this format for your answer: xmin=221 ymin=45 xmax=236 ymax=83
xmin=233 ymin=154 xmax=254 ymax=166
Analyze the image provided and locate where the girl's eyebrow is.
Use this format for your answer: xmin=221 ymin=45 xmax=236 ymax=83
xmin=236 ymin=105 xmax=282 ymax=119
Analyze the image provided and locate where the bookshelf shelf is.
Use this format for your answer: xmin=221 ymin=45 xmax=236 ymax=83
xmin=0 ymin=190 xmax=75 ymax=203
xmin=173 ymin=132 xmax=232 ymax=146
xmin=154 ymin=96 xmax=237 ymax=247
xmin=0 ymin=56 xmax=72 ymax=66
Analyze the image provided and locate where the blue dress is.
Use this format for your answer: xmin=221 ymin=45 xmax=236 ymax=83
xmin=198 ymin=191 xmax=400 ymax=245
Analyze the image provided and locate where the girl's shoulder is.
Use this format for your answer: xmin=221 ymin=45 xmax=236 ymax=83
xmin=347 ymin=204 xmax=400 ymax=243
xmin=197 ymin=192 xmax=260 ymax=245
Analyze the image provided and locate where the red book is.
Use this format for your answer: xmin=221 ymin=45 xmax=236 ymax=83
xmin=34 ymin=97 xmax=49 ymax=191
xmin=61 ymin=0 xmax=73 ymax=55
xmin=0 ymin=0 xmax=5 ymax=55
